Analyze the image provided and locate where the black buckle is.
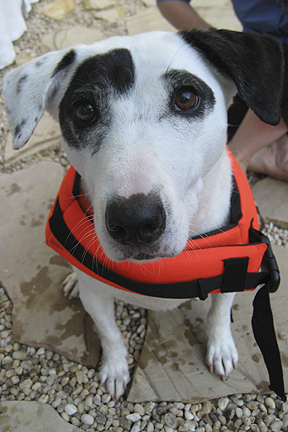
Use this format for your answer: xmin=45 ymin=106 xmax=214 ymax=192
xmin=249 ymin=225 xmax=281 ymax=293
xmin=260 ymin=234 xmax=281 ymax=293
xmin=198 ymin=278 xmax=208 ymax=300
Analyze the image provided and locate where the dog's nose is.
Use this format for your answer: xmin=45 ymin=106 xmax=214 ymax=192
xmin=105 ymin=193 xmax=166 ymax=246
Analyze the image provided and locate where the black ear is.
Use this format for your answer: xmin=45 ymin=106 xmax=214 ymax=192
xmin=180 ymin=29 xmax=284 ymax=125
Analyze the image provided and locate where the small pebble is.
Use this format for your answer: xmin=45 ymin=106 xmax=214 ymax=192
xmin=265 ymin=397 xmax=276 ymax=410
xmin=38 ymin=394 xmax=49 ymax=404
xmin=64 ymin=404 xmax=77 ymax=415
xmin=2 ymin=356 xmax=13 ymax=365
xmin=202 ymin=402 xmax=212 ymax=414
xmin=127 ymin=413 xmax=141 ymax=422
xmin=81 ymin=414 xmax=94 ymax=426
xmin=282 ymin=413 xmax=288 ymax=429
xmin=19 ymin=378 xmax=32 ymax=390
xmin=271 ymin=419 xmax=283 ymax=432
xmin=278 ymin=332 xmax=288 ymax=340
xmin=147 ymin=422 xmax=154 ymax=432
xmin=61 ymin=412 xmax=70 ymax=422
xmin=71 ymin=417 xmax=81 ymax=427
xmin=85 ymin=395 xmax=94 ymax=407
xmin=102 ymin=393 xmax=111 ymax=404
xmin=236 ymin=407 xmax=243 ymax=418
xmin=12 ymin=350 xmax=27 ymax=360
xmin=131 ymin=424 xmax=141 ymax=432
xmin=134 ymin=404 xmax=145 ymax=416
xmin=164 ymin=413 xmax=177 ymax=428
xmin=243 ymin=416 xmax=251 ymax=426
xmin=185 ymin=411 xmax=194 ymax=420
xmin=218 ymin=397 xmax=229 ymax=411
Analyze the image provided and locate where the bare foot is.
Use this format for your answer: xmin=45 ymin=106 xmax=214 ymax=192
xmin=247 ymin=134 xmax=288 ymax=181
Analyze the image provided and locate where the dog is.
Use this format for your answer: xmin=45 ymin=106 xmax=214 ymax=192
xmin=4 ymin=29 xmax=283 ymax=399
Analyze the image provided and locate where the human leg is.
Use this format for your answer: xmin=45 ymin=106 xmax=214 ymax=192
xmin=228 ymin=108 xmax=288 ymax=177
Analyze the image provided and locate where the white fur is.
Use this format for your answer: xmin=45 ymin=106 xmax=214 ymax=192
xmin=4 ymin=31 xmax=239 ymax=399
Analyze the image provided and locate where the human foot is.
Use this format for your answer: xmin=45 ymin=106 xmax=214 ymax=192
xmin=247 ymin=134 xmax=288 ymax=181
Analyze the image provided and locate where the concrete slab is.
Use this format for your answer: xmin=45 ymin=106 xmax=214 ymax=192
xmin=42 ymin=0 xmax=76 ymax=21
xmin=127 ymin=245 xmax=288 ymax=403
xmin=95 ymin=7 xmax=126 ymax=23
xmin=0 ymin=401 xmax=81 ymax=432
xmin=193 ymin=0 xmax=242 ymax=30
xmin=41 ymin=26 xmax=105 ymax=52
xmin=252 ymin=177 xmax=288 ymax=229
xmin=84 ymin=0 xmax=117 ymax=10
xmin=126 ymin=8 xmax=175 ymax=35
xmin=0 ymin=162 xmax=100 ymax=367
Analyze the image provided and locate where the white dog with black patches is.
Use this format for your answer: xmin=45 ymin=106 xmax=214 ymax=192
xmin=4 ymin=29 xmax=283 ymax=399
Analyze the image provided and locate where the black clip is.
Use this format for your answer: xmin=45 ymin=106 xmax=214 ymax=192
xmin=198 ymin=278 xmax=208 ymax=300
xmin=260 ymin=234 xmax=281 ymax=293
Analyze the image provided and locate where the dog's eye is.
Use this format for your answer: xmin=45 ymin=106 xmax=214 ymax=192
xmin=175 ymin=88 xmax=199 ymax=111
xmin=76 ymin=102 xmax=96 ymax=123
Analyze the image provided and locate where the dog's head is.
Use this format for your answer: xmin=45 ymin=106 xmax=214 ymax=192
xmin=4 ymin=30 xmax=283 ymax=261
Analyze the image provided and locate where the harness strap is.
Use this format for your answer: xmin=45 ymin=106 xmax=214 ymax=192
xmin=250 ymin=228 xmax=285 ymax=401
xmin=252 ymin=282 xmax=286 ymax=401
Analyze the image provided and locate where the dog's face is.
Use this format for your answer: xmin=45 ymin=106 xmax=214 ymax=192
xmin=4 ymin=30 xmax=283 ymax=262
xmin=59 ymin=33 xmax=232 ymax=261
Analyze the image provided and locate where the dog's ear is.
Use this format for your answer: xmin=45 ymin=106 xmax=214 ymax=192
xmin=4 ymin=48 xmax=80 ymax=150
xmin=180 ymin=29 xmax=283 ymax=125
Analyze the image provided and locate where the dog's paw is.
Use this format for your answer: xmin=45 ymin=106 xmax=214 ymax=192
xmin=206 ymin=331 xmax=238 ymax=379
xmin=99 ymin=347 xmax=130 ymax=399
xmin=62 ymin=272 xmax=80 ymax=299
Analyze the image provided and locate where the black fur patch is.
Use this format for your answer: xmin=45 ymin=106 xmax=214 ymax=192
xmin=35 ymin=58 xmax=47 ymax=68
xmin=52 ymin=49 xmax=76 ymax=78
xmin=180 ymin=29 xmax=283 ymax=125
xmin=72 ymin=48 xmax=135 ymax=95
xmin=59 ymin=48 xmax=135 ymax=151
xmin=14 ymin=118 xmax=27 ymax=138
xmin=16 ymin=75 xmax=28 ymax=93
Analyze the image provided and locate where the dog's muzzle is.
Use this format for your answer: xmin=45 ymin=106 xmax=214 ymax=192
xmin=105 ymin=193 xmax=166 ymax=251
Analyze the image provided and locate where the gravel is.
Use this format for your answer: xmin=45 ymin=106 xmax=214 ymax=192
xmin=1 ymin=291 xmax=288 ymax=432
xmin=1 ymin=0 xmax=288 ymax=430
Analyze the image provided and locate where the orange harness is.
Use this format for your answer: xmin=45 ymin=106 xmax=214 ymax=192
xmin=45 ymin=148 xmax=285 ymax=400
xmin=46 ymin=150 xmax=273 ymax=298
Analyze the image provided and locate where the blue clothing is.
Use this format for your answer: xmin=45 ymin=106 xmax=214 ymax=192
xmin=156 ymin=0 xmax=288 ymax=46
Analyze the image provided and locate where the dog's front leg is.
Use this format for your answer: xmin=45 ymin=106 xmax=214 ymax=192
xmin=76 ymin=275 xmax=130 ymax=399
xmin=205 ymin=292 xmax=238 ymax=378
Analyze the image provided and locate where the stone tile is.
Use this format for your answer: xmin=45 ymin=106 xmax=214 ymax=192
xmin=142 ymin=0 xmax=156 ymax=7
xmin=126 ymin=8 xmax=175 ymax=35
xmin=194 ymin=6 xmax=242 ymax=30
xmin=0 ymin=162 xmax=100 ymax=367
xmin=15 ymin=55 xmax=37 ymax=66
xmin=42 ymin=0 xmax=76 ymax=21
xmin=42 ymin=26 xmax=105 ymax=52
xmin=192 ymin=0 xmax=242 ymax=30
xmin=252 ymin=177 xmax=288 ymax=229
xmin=5 ymin=112 xmax=61 ymax=166
xmin=84 ymin=0 xmax=117 ymax=10
xmin=128 ymin=245 xmax=288 ymax=403
xmin=95 ymin=7 xmax=126 ymax=23
xmin=0 ymin=401 xmax=81 ymax=432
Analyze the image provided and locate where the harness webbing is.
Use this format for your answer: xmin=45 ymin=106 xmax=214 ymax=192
xmin=45 ymin=149 xmax=285 ymax=400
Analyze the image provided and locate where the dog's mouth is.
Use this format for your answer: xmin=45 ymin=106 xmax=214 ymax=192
xmin=114 ymin=244 xmax=170 ymax=262
xmin=128 ymin=251 xmax=158 ymax=261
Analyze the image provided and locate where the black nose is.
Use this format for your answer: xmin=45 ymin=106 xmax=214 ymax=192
xmin=105 ymin=193 xmax=166 ymax=246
